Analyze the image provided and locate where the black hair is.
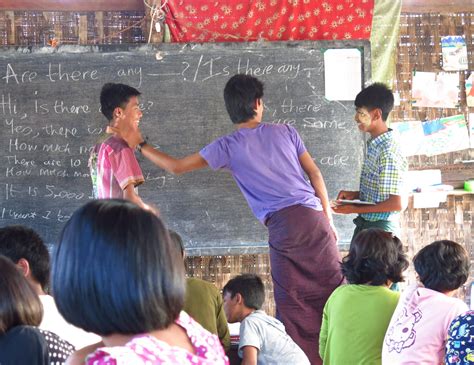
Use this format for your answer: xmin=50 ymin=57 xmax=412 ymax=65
xmin=354 ymin=83 xmax=394 ymax=121
xmin=0 ymin=225 xmax=50 ymax=292
xmin=52 ymin=199 xmax=185 ymax=336
xmin=0 ymin=255 xmax=43 ymax=334
xmin=342 ymin=228 xmax=409 ymax=285
xmin=223 ymin=274 xmax=265 ymax=310
xmin=100 ymin=83 xmax=141 ymax=121
xmin=168 ymin=230 xmax=184 ymax=258
xmin=223 ymin=74 xmax=264 ymax=124
xmin=414 ymin=240 xmax=470 ymax=292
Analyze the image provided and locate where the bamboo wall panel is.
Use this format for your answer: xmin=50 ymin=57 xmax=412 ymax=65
xmin=0 ymin=11 xmax=146 ymax=45
xmin=395 ymin=13 xmax=474 ymax=303
xmin=392 ymin=12 xmax=474 ymax=182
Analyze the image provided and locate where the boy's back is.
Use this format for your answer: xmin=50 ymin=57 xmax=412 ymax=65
xmin=382 ymin=285 xmax=468 ymax=364
xmin=239 ymin=310 xmax=310 ymax=365
xmin=320 ymin=285 xmax=400 ymax=365
xmin=200 ymin=123 xmax=321 ymax=223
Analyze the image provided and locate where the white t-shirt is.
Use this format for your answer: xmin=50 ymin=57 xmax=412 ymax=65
xmin=238 ymin=310 xmax=310 ymax=365
xmin=382 ymin=285 xmax=468 ymax=364
xmin=39 ymin=295 xmax=101 ymax=349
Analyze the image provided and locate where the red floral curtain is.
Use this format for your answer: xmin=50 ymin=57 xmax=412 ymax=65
xmin=164 ymin=0 xmax=374 ymax=42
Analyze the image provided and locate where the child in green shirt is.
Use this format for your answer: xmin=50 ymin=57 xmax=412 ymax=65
xmin=319 ymin=229 xmax=409 ymax=365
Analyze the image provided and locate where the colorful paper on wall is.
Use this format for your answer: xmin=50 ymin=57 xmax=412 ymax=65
xmin=421 ymin=114 xmax=469 ymax=156
xmin=466 ymin=73 xmax=474 ymax=107
xmin=411 ymin=71 xmax=459 ymax=108
xmin=391 ymin=121 xmax=425 ymax=156
xmin=441 ymin=35 xmax=468 ymax=71
xmin=470 ymin=113 xmax=474 ymax=148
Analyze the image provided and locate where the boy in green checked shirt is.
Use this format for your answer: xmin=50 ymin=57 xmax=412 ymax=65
xmin=333 ymin=83 xmax=407 ymax=241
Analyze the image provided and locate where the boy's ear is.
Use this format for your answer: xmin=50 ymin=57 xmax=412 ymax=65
xmin=16 ymin=258 xmax=30 ymax=277
xmin=254 ymin=98 xmax=261 ymax=110
xmin=113 ymin=106 xmax=123 ymax=119
xmin=235 ymin=293 xmax=244 ymax=304
xmin=372 ymin=108 xmax=382 ymax=121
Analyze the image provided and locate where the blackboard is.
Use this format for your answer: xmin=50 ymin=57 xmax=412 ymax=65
xmin=0 ymin=41 xmax=369 ymax=255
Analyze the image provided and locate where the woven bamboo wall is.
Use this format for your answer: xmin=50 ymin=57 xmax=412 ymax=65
xmin=392 ymin=12 xmax=474 ymax=182
xmin=395 ymin=12 xmax=474 ymax=301
xmin=0 ymin=11 xmax=146 ymax=45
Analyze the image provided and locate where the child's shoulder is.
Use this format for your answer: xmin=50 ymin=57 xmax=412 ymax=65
xmin=404 ymin=286 xmax=467 ymax=311
xmin=101 ymin=135 xmax=130 ymax=152
xmin=242 ymin=310 xmax=281 ymax=328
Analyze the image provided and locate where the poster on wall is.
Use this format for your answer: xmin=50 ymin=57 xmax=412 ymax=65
xmin=470 ymin=113 xmax=474 ymax=148
xmin=422 ymin=114 xmax=469 ymax=156
xmin=392 ymin=121 xmax=425 ymax=156
xmin=466 ymin=73 xmax=474 ymax=107
xmin=411 ymin=71 xmax=459 ymax=108
xmin=441 ymin=35 xmax=468 ymax=71
xmin=324 ymin=48 xmax=362 ymax=100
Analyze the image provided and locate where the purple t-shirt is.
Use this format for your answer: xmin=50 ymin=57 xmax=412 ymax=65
xmin=199 ymin=123 xmax=322 ymax=223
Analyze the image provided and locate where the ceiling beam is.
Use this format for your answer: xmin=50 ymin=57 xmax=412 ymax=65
xmin=0 ymin=0 xmax=144 ymax=11
xmin=402 ymin=0 xmax=474 ymax=13
xmin=2 ymin=0 xmax=473 ymax=14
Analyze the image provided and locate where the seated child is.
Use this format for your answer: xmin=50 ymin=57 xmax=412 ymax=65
xmin=319 ymin=228 xmax=409 ymax=364
xmin=383 ymin=240 xmax=470 ymax=364
xmin=445 ymin=310 xmax=474 ymax=364
xmin=222 ymin=274 xmax=309 ymax=365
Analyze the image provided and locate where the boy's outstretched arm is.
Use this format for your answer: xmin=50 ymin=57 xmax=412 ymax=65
xmin=241 ymin=346 xmax=258 ymax=365
xmin=140 ymin=145 xmax=208 ymax=175
xmin=108 ymin=125 xmax=208 ymax=175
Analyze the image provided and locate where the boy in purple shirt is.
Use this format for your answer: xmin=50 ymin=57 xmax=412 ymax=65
xmin=112 ymin=74 xmax=344 ymax=364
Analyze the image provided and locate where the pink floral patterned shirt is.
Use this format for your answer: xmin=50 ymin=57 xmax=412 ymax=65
xmin=86 ymin=312 xmax=229 ymax=365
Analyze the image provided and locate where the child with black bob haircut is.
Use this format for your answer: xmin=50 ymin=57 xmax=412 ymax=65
xmin=52 ymin=199 xmax=227 ymax=364
xmin=320 ymin=228 xmax=409 ymax=364
xmin=223 ymin=274 xmax=309 ymax=365
xmin=383 ymin=240 xmax=470 ymax=364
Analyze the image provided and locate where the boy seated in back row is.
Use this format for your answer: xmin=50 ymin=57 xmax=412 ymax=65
xmin=223 ymin=274 xmax=309 ymax=365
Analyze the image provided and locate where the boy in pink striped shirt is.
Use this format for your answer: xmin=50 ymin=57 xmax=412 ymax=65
xmin=91 ymin=83 xmax=153 ymax=212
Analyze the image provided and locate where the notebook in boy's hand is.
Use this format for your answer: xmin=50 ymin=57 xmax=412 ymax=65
xmin=337 ymin=199 xmax=376 ymax=205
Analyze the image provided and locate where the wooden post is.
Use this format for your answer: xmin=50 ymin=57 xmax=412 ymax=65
xmin=5 ymin=11 xmax=16 ymax=45
xmin=79 ymin=14 xmax=88 ymax=44
xmin=95 ymin=11 xmax=104 ymax=44
xmin=144 ymin=0 xmax=163 ymax=44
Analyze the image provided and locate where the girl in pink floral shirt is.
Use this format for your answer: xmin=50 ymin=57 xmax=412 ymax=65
xmin=51 ymin=199 xmax=228 ymax=365
xmin=87 ymin=312 xmax=227 ymax=364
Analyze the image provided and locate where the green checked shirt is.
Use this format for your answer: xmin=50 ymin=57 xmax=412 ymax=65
xmin=359 ymin=130 xmax=407 ymax=222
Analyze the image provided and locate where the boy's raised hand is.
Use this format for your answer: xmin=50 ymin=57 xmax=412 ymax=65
xmin=106 ymin=124 xmax=144 ymax=149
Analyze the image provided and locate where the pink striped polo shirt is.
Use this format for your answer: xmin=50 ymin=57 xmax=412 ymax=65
xmin=96 ymin=136 xmax=144 ymax=199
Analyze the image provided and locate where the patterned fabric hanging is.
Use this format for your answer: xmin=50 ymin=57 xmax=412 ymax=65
xmin=164 ymin=0 xmax=374 ymax=42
